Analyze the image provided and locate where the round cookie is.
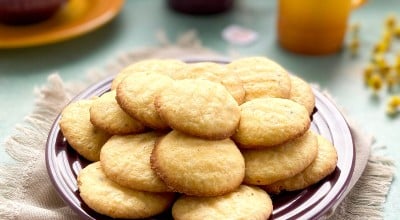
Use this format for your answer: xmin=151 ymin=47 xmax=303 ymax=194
xmin=242 ymin=130 xmax=318 ymax=185
xmin=232 ymin=97 xmax=311 ymax=148
xmin=111 ymin=59 xmax=186 ymax=90
xmin=100 ymin=132 xmax=170 ymax=192
xmin=89 ymin=91 xmax=146 ymax=135
xmin=155 ymin=79 xmax=240 ymax=140
xmin=59 ymin=100 xmax=111 ymax=161
xmin=172 ymin=185 xmax=273 ymax=220
xmin=116 ymin=72 xmax=174 ymax=130
xmin=263 ymin=134 xmax=338 ymax=194
xmin=151 ymin=130 xmax=245 ymax=197
xmin=174 ymin=62 xmax=245 ymax=104
xmin=289 ymin=75 xmax=315 ymax=115
xmin=77 ymin=162 xmax=175 ymax=219
xmin=227 ymin=56 xmax=291 ymax=101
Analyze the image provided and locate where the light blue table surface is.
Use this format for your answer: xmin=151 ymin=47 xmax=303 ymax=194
xmin=1 ymin=0 xmax=399 ymax=218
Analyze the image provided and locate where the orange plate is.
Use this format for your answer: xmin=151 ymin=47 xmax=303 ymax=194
xmin=0 ymin=0 xmax=124 ymax=48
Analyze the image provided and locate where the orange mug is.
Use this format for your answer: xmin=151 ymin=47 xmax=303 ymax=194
xmin=277 ymin=0 xmax=366 ymax=55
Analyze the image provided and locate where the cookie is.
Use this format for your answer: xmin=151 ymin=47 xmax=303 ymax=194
xmin=263 ymin=134 xmax=338 ymax=194
xmin=155 ymin=79 xmax=240 ymax=140
xmin=242 ymin=130 xmax=318 ymax=185
xmin=174 ymin=62 xmax=245 ymax=104
xmin=232 ymin=97 xmax=311 ymax=148
xmin=100 ymin=132 xmax=170 ymax=192
xmin=111 ymin=59 xmax=186 ymax=90
xmin=151 ymin=130 xmax=245 ymax=197
xmin=227 ymin=56 xmax=291 ymax=101
xmin=116 ymin=72 xmax=174 ymax=130
xmin=59 ymin=100 xmax=111 ymax=161
xmin=289 ymin=75 xmax=315 ymax=115
xmin=77 ymin=162 xmax=175 ymax=219
xmin=172 ymin=185 xmax=273 ymax=220
xmin=89 ymin=91 xmax=146 ymax=135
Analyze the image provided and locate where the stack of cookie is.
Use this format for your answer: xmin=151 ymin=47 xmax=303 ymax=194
xmin=59 ymin=57 xmax=338 ymax=219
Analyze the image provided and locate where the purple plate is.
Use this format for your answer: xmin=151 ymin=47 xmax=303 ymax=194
xmin=46 ymin=61 xmax=355 ymax=220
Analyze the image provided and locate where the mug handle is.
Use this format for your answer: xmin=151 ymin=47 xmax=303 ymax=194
xmin=352 ymin=0 xmax=367 ymax=9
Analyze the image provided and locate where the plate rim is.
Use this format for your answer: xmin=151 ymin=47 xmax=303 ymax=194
xmin=304 ymin=87 xmax=355 ymax=219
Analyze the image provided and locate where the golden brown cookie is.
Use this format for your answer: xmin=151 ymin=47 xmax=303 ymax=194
xmin=155 ymin=79 xmax=240 ymax=140
xmin=172 ymin=185 xmax=273 ymax=220
xmin=100 ymin=132 xmax=170 ymax=192
xmin=263 ymin=134 xmax=338 ymax=194
xmin=59 ymin=100 xmax=111 ymax=161
xmin=77 ymin=162 xmax=175 ymax=219
xmin=232 ymin=97 xmax=311 ymax=148
xmin=111 ymin=59 xmax=187 ymax=90
xmin=116 ymin=72 xmax=174 ymax=130
xmin=89 ymin=91 xmax=146 ymax=135
xmin=174 ymin=62 xmax=245 ymax=104
xmin=242 ymin=130 xmax=318 ymax=185
xmin=289 ymin=75 xmax=315 ymax=115
xmin=227 ymin=56 xmax=291 ymax=101
xmin=151 ymin=130 xmax=245 ymax=197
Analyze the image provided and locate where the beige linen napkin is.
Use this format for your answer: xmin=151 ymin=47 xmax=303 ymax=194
xmin=323 ymin=102 xmax=395 ymax=219
xmin=0 ymin=34 xmax=395 ymax=220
